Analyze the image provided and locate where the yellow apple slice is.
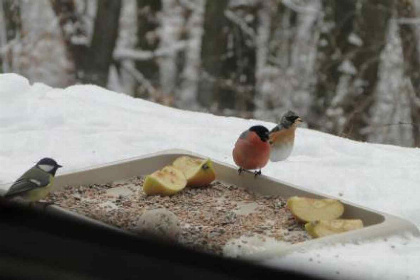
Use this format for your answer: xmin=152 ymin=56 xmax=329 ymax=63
xmin=172 ymin=156 xmax=216 ymax=187
xmin=287 ymin=196 xmax=344 ymax=223
xmin=305 ymin=219 xmax=364 ymax=238
xmin=143 ymin=166 xmax=187 ymax=196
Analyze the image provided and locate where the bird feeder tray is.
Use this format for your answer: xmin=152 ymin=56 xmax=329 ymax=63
xmin=3 ymin=149 xmax=418 ymax=261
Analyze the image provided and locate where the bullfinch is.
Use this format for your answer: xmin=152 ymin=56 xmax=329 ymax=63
xmin=232 ymin=125 xmax=270 ymax=176
xmin=4 ymin=158 xmax=62 ymax=202
xmin=269 ymin=111 xmax=302 ymax=162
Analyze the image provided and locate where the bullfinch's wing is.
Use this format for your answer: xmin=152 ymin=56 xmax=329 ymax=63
xmin=5 ymin=168 xmax=50 ymax=197
xmin=269 ymin=124 xmax=284 ymax=144
xmin=269 ymin=124 xmax=296 ymax=162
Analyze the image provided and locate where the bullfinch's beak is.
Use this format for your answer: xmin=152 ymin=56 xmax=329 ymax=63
xmin=296 ymin=117 xmax=303 ymax=123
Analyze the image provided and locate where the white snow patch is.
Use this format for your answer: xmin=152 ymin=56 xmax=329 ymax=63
xmin=348 ymin=32 xmax=363 ymax=46
xmin=338 ymin=60 xmax=357 ymax=75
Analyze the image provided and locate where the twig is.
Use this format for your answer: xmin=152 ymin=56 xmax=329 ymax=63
xmin=177 ymin=0 xmax=203 ymax=13
xmin=120 ymin=62 xmax=156 ymax=94
xmin=201 ymin=71 xmax=255 ymax=103
xmin=281 ymin=0 xmax=321 ymax=15
xmin=114 ymin=41 xmax=188 ymax=61
xmin=372 ymin=122 xmax=419 ymax=127
xmin=224 ymin=10 xmax=256 ymax=40
xmin=393 ymin=17 xmax=420 ymax=25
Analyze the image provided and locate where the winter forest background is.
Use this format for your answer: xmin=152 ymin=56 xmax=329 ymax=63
xmin=1 ymin=0 xmax=419 ymax=147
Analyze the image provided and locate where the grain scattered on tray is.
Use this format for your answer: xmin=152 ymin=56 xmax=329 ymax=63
xmin=46 ymin=177 xmax=311 ymax=255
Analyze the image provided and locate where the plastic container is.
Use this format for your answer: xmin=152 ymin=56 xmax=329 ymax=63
xmin=2 ymin=149 xmax=418 ymax=261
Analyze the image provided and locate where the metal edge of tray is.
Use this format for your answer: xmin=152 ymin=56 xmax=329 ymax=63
xmin=1 ymin=149 xmax=419 ymax=260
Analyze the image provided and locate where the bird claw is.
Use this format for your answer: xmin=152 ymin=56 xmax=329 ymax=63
xmin=238 ymin=168 xmax=262 ymax=177
xmin=36 ymin=200 xmax=54 ymax=211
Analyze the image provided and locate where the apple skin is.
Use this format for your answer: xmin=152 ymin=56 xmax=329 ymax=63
xmin=286 ymin=196 xmax=344 ymax=223
xmin=305 ymin=219 xmax=364 ymax=238
xmin=143 ymin=166 xmax=187 ymax=196
xmin=172 ymin=156 xmax=216 ymax=187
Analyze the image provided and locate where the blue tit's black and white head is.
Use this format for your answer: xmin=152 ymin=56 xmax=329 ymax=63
xmin=280 ymin=111 xmax=302 ymax=129
xmin=36 ymin=158 xmax=62 ymax=176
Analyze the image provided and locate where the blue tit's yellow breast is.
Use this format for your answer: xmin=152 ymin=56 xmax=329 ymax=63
xmin=24 ymin=175 xmax=54 ymax=202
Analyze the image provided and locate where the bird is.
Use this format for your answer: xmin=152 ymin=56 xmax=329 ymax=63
xmin=232 ymin=125 xmax=271 ymax=177
xmin=269 ymin=111 xmax=302 ymax=162
xmin=4 ymin=158 xmax=62 ymax=202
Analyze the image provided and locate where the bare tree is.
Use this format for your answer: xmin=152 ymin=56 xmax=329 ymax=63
xmin=198 ymin=0 xmax=229 ymax=109
xmin=267 ymin=0 xmax=297 ymax=69
xmin=135 ymin=0 xmax=162 ymax=98
xmin=310 ymin=0 xmax=356 ymax=131
xmin=228 ymin=3 xmax=258 ymax=114
xmin=199 ymin=0 xmax=257 ymax=115
xmin=174 ymin=0 xmax=193 ymax=92
xmin=311 ymin=0 xmax=392 ymax=141
xmin=2 ymin=0 xmax=21 ymax=41
xmin=1 ymin=0 xmax=22 ymax=72
xmin=396 ymin=0 xmax=420 ymax=147
xmin=84 ymin=0 xmax=122 ymax=87
xmin=339 ymin=0 xmax=393 ymax=141
xmin=51 ymin=0 xmax=122 ymax=87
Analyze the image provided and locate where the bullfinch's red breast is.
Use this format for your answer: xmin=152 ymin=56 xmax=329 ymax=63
xmin=232 ymin=125 xmax=270 ymax=176
xmin=269 ymin=111 xmax=302 ymax=162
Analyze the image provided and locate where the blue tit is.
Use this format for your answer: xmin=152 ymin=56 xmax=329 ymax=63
xmin=4 ymin=158 xmax=62 ymax=202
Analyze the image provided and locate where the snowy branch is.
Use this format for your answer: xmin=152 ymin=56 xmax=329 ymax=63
xmin=177 ymin=0 xmax=203 ymax=13
xmin=393 ymin=17 xmax=420 ymax=25
xmin=201 ymin=71 xmax=255 ymax=102
xmin=120 ymin=62 xmax=156 ymax=94
xmin=114 ymin=41 xmax=188 ymax=61
xmin=224 ymin=10 xmax=256 ymax=40
xmin=281 ymin=0 xmax=321 ymax=15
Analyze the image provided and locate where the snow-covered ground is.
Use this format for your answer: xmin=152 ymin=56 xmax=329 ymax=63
xmin=1 ymin=73 xmax=420 ymax=279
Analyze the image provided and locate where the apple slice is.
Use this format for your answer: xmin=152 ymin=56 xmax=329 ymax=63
xmin=172 ymin=156 xmax=216 ymax=187
xmin=143 ymin=166 xmax=187 ymax=196
xmin=287 ymin=196 xmax=344 ymax=223
xmin=305 ymin=219 xmax=364 ymax=238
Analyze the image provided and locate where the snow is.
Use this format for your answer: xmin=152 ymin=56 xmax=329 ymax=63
xmin=1 ymin=73 xmax=420 ymax=279
xmin=338 ymin=60 xmax=356 ymax=75
xmin=348 ymin=32 xmax=363 ymax=47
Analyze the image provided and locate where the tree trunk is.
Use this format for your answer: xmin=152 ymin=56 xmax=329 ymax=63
xmin=309 ymin=0 xmax=356 ymax=131
xmin=2 ymin=0 xmax=21 ymax=41
xmin=175 ymin=3 xmax=192 ymax=92
xmin=174 ymin=0 xmax=196 ymax=108
xmin=396 ymin=0 xmax=420 ymax=147
xmin=51 ymin=0 xmax=122 ymax=87
xmin=339 ymin=0 xmax=393 ymax=141
xmin=1 ymin=0 xmax=22 ymax=72
xmin=267 ymin=2 xmax=297 ymax=68
xmin=198 ymin=0 xmax=229 ymax=108
xmin=83 ymin=0 xmax=122 ymax=87
xmin=50 ymin=0 xmax=88 ymax=75
xmin=229 ymin=4 xmax=258 ymax=114
xmin=135 ymin=0 xmax=161 ymax=98
xmin=265 ymin=1 xmax=283 ymax=68
xmin=199 ymin=0 xmax=257 ymax=114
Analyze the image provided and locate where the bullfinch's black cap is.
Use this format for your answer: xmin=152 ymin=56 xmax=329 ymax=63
xmin=249 ymin=125 xmax=270 ymax=142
